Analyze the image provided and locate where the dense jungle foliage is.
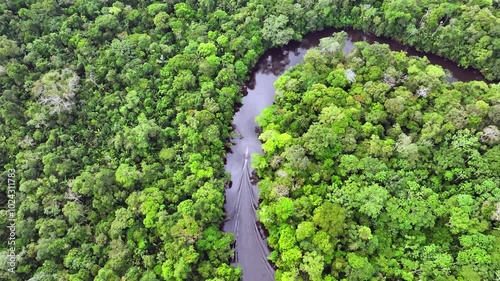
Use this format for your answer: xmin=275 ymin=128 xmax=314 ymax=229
xmin=0 ymin=0 xmax=498 ymax=280
xmin=254 ymin=33 xmax=500 ymax=280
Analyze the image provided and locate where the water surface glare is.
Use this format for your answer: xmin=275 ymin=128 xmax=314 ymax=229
xmin=222 ymin=27 xmax=485 ymax=281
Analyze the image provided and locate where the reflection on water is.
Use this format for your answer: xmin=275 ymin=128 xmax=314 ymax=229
xmin=223 ymin=27 xmax=485 ymax=281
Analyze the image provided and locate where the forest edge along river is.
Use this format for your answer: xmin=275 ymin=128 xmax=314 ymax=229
xmin=222 ymin=27 xmax=486 ymax=281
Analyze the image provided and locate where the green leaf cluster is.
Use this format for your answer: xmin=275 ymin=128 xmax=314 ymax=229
xmin=255 ymin=35 xmax=499 ymax=280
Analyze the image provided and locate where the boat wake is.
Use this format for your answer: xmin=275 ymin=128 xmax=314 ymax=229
xmin=224 ymin=146 xmax=274 ymax=280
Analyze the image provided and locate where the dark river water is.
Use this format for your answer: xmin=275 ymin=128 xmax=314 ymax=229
xmin=222 ymin=27 xmax=485 ymax=281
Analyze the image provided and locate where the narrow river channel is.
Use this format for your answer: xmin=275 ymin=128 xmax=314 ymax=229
xmin=222 ymin=27 xmax=485 ymax=281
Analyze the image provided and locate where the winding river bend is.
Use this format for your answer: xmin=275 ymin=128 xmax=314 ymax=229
xmin=222 ymin=27 xmax=485 ymax=281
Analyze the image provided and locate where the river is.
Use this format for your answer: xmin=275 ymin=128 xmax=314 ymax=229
xmin=222 ymin=27 xmax=485 ymax=281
